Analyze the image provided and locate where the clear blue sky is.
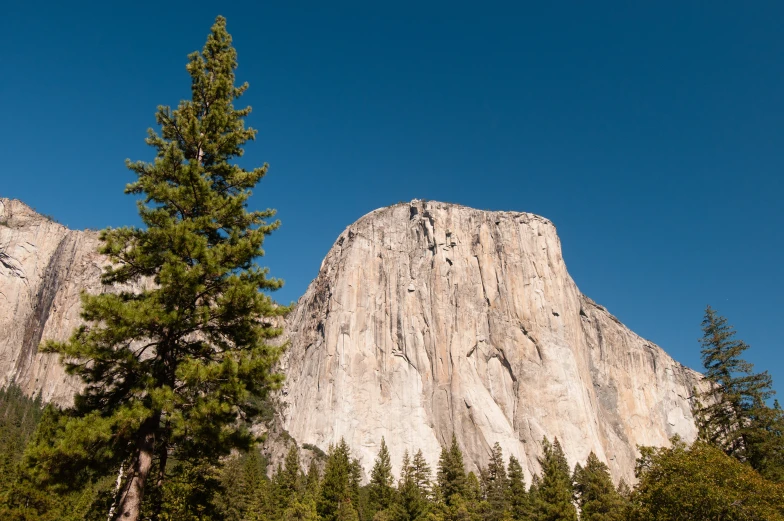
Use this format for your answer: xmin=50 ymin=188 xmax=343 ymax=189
xmin=2 ymin=1 xmax=782 ymax=395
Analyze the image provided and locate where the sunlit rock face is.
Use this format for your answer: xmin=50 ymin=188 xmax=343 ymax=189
xmin=0 ymin=198 xmax=702 ymax=483
xmin=279 ymin=200 xmax=703 ymax=483
xmin=0 ymin=198 xmax=100 ymax=404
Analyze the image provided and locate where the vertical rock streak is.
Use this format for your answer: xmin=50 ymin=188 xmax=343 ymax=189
xmin=16 ymin=232 xmax=77 ymax=380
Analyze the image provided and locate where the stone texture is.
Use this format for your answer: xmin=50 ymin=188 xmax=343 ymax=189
xmin=0 ymin=198 xmax=100 ymax=404
xmin=279 ymin=200 xmax=703 ymax=483
xmin=0 ymin=197 xmax=704 ymax=483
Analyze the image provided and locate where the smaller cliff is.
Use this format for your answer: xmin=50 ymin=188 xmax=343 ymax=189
xmin=0 ymin=199 xmax=102 ymax=403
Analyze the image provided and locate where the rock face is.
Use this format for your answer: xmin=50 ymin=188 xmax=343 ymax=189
xmin=0 ymin=199 xmax=101 ymax=404
xmin=280 ymin=200 xmax=703 ymax=483
xmin=0 ymin=197 xmax=703 ymax=483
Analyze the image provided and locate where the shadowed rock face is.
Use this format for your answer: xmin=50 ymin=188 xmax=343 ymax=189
xmin=0 ymin=198 xmax=703 ymax=483
xmin=279 ymin=200 xmax=703 ymax=483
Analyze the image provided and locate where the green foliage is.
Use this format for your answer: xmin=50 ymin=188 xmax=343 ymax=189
xmin=530 ymin=438 xmax=576 ymax=521
xmin=630 ymin=438 xmax=784 ymax=520
xmin=268 ymin=444 xmax=305 ymax=518
xmin=319 ymin=439 xmax=358 ymax=521
xmin=211 ymin=448 xmax=270 ymax=521
xmin=368 ymin=438 xmax=395 ymax=516
xmin=283 ymin=496 xmax=319 ymax=521
xmin=0 ymin=385 xmax=44 ymax=483
xmin=26 ymin=15 xmax=286 ymax=519
xmin=506 ymin=456 xmax=529 ymax=521
xmin=304 ymin=443 xmax=328 ymax=460
xmin=437 ymin=435 xmax=467 ymax=505
xmin=398 ymin=450 xmax=431 ymax=521
xmin=305 ymin=459 xmax=321 ymax=498
xmin=479 ymin=443 xmax=508 ymax=521
xmin=572 ymin=453 xmax=626 ymax=521
xmin=695 ymin=306 xmax=784 ymax=481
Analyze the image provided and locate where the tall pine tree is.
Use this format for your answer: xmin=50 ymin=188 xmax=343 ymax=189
xmin=319 ymin=439 xmax=358 ymax=521
xmin=572 ymin=453 xmax=626 ymax=521
xmin=398 ymin=450 xmax=430 ymax=521
xmin=530 ymin=438 xmax=576 ymax=521
xmin=506 ymin=456 xmax=529 ymax=521
xmin=437 ymin=435 xmax=467 ymax=506
xmin=479 ymin=442 xmax=508 ymax=521
xmin=695 ymin=305 xmax=783 ymax=479
xmin=28 ymin=16 xmax=286 ymax=521
xmin=368 ymin=437 xmax=395 ymax=516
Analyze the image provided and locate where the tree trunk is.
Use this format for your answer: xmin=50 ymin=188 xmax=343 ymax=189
xmin=117 ymin=413 xmax=160 ymax=520
xmin=149 ymin=442 xmax=169 ymax=521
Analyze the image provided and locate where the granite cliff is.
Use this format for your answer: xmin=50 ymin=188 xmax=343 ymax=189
xmin=0 ymin=198 xmax=703 ymax=483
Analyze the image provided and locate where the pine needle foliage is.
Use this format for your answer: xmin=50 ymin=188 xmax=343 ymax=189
xmin=437 ymin=435 xmax=467 ymax=506
xmin=369 ymin=437 xmax=395 ymax=515
xmin=530 ymin=438 xmax=576 ymax=521
xmin=28 ymin=15 xmax=286 ymax=521
xmin=695 ymin=305 xmax=783 ymax=479
xmin=572 ymin=453 xmax=626 ymax=521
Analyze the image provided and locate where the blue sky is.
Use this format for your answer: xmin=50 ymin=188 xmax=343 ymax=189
xmin=2 ymin=1 xmax=782 ymax=395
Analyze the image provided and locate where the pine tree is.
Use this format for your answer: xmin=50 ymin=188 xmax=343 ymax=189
xmin=272 ymin=445 xmax=303 ymax=515
xmin=744 ymin=398 xmax=784 ymax=483
xmin=479 ymin=443 xmax=508 ymax=521
xmin=437 ymin=435 xmax=467 ymax=505
xmin=283 ymin=496 xmax=320 ymax=521
xmin=463 ymin=472 xmax=483 ymax=520
xmin=305 ymin=459 xmax=321 ymax=499
xmin=369 ymin=437 xmax=395 ymax=516
xmin=26 ymin=16 xmax=286 ymax=521
xmin=319 ymin=439 xmax=355 ymax=521
xmin=506 ymin=456 xmax=529 ymax=521
xmin=572 ymin=453 xmax=625 ymax=521
xmin=399 ymin=450 xmax=430 ymax=521
xmin=411 ymin=449 xmax=432 ymax=499
xmin=696 ymin=306 xmax=783 ymax=479
xmin=530 ymin=438 xmax=576 ymax=521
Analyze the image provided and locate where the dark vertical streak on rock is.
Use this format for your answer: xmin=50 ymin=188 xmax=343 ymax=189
xmin=15 ymin=232 xmax=77 ymax=380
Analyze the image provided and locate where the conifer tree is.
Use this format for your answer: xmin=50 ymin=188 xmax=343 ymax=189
xmin=349 ymin=457 xmax=364 ymax=519
xmin=273 ymin=445 xmax=303 ymax=515
xmin=319 ymin=439 xmax=356 ymax=521
xmin=749 ymin=399 xmax=784 ymax=482
xmin=283 ymin=496 xmax=320 ymax=521
xmin=506 ymin=456 xmax=529 ymax=521
xmin=463 ymin=472 xmax=483 ymax=517
xmin=411 ymin=449 xmax=432 ymax=499
xmin=305 ymin=459 xmax=321 ymax=499
xmin=479 ymin=443 xmax=508 ymax=521
xmin=24 ymin=16 xmax=286 ymax=521
xmin=572 ymin=453 xmax=625 ymax=521
xmin=437 ymin=435 xmax=467 ymax=505
xmin=399 ymin=450 xmax=430 ymax=521
xmin=369 ymin=437 xmax=395 ymax=515
xmin=696 ymin=306 xmax=783 ymax=479
xmin=530 ymin=438 xmax=576 ymax=521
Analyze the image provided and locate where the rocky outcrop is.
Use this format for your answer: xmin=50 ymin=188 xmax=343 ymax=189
xmin=0 ymin=197 xmax=703 ymax=483
xmin=279 ymin=200 xmax=703 ymax=483
xmin=0 ymin=199 xmax=102 ymax=404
